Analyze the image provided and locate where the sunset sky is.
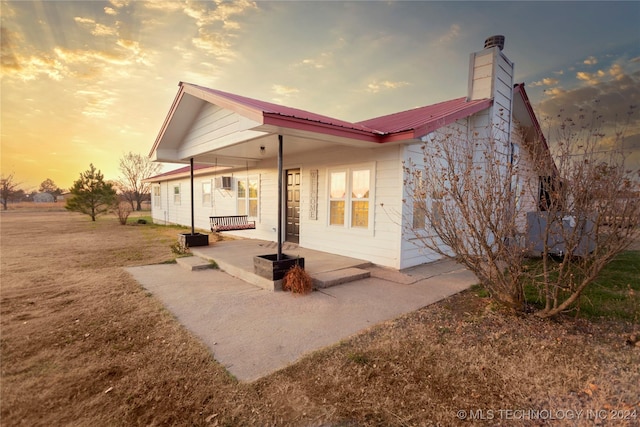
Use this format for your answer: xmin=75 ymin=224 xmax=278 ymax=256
xmin=1 ymin=1 xmax=639 ymax=191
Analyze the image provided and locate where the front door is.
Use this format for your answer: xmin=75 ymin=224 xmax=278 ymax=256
xmin=286 ymin=169 xmax=300 ymax=243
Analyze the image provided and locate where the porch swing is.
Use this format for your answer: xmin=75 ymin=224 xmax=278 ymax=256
xmin=209 ymin=159 xmax=256 ymax=232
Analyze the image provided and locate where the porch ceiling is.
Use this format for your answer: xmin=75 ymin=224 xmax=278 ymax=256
xmin=185 ymin=129 xmax=381 ymax=168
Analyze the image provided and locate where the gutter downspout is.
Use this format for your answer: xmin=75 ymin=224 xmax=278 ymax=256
xmin=190 ymin=157 xmax=195 ymax=235
xmin=277 ymin=135 xmax=283 ymax=261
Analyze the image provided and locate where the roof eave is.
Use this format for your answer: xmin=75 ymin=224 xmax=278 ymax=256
xmin=513 ymin=83 xmax=559 ymax=177
xmin=263 ymin=113 xmax=384 ymax=143
xmin=180 ymin=82 xmax=265 ymax=123
xmin=148 ymin=85 xmax=187 ymax=158
xmin=411 ymin=98 xmax=493 ymax=138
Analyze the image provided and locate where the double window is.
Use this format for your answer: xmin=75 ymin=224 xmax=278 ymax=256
xmin=329 ymin=166 xmax=372 ymax=229
xmin=411 ymin=170 xmax=444 ymax=229
xmin=237 ymin=176 xmax=259 ymax=217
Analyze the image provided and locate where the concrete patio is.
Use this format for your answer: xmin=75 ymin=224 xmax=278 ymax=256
xmin=125 ymin=237 xmax=478 ymax=382
xmin=188 ymin=238 xmax=374 ymax=291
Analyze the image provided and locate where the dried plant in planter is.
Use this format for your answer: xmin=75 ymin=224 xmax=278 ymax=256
xmin=282 ymin=264 xmax=313 ymax=295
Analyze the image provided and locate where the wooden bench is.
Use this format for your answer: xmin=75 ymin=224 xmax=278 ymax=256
xmin=210 ymin=215 xmax=256 ymax=232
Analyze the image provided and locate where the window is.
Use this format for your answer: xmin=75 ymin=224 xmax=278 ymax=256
xmin=329 ymin=171 xmax=346 ymax=225
xmin=202 ymin=181 xmax=212 ymax=206
xmin=431 ymin=190 xmax=444 ymax=226
xmin=153 ymin=185 xmax=161 ymax=207
xmin=511 ymin=144 xmax=521 ymax=211
xmin=412 ymin=170 xmax=426 ymax=229
xmin=237 ymin=176 xmax=259 ymax=217
xmin=328 ymin=166 xmax=372 ymax=229
xmin=351 ymin=169 xmax=370 ymax=228
xmin=173 ymin=184 xmax=181 ymax=205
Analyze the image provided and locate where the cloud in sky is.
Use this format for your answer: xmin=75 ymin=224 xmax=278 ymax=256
xmin=530 ymin=77 xmax=560 ymax=87
xmin=584 ymin=55 xmax=598 ymax=65
xmin=535 ymin=55 xmax=640 ymax=171
xmin=1 ymin=0 xmax=639 ymax=189
xmin=366 ymin=80 xmax=411 ymax=94
xmin=435 ymin=24 xmax=461 ymax=45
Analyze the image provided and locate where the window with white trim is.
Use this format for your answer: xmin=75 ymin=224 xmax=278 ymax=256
xmin=202 ymin=180 xmax=212 ymax=206
xmin=237 ymin=176 xmax=259 ymax=217
xmin=173 ymin=184 xmax=181 ymax=205
xmin=153 ymin=185 xmax=161 ymax=207
xmin=431 ymin=190 xmax=444 ymax=226
xmin=412 ymin=170 xmax=427 ymax=229
xmin=328 ymin=166 xmax=372 ymax=229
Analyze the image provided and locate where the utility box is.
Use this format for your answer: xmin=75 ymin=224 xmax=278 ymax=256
xmin=215 ymin=176 xmax=233 ymax=190
xmin=526 ymin=212 xmax=596 ymax=257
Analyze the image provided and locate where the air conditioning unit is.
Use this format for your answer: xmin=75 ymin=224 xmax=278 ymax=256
xmin=215 ymin=176 xmax=233 ymax=190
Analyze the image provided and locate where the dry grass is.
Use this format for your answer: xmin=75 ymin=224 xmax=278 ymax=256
xmin=1 ymin=210 xmax=638 ymax=426
xmin=282 ymin=265 xmax=313 ymax=295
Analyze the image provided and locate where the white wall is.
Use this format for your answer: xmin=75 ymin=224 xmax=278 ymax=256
xmin=289 ymin=145 xmax=404 ymax=268
xmin=150 ymin=144 xmax=406 ymax=268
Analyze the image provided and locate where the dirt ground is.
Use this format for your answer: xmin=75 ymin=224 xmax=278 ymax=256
xmin=1 ymin=210 xmax=638 ymax=426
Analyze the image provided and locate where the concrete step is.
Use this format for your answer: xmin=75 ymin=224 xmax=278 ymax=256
xmin=176 ymin=256 xmax=214 ymax=271
xmin=312 ymin=267 xmax=370 ymax=289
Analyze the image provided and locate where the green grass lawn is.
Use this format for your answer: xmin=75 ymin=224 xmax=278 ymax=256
xmin=523 ymin=250 xmax=640 ymax=321
xmin=579 ymin=250 xmax=640 ymax=320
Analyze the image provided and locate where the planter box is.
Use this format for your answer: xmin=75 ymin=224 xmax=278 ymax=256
xmin=254 ymin=254 xmax=305 ymax=281
xmin=179 ymin=232 xmax=209 ymax=247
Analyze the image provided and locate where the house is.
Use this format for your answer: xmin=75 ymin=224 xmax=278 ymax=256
xmin=33 ymin=192 xmax=55 ymax=203
xmin=146 ymin=36 xmax=554 ymax=269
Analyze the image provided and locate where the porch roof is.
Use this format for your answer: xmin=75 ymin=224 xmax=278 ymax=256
xmin=149 ymin=81 xmax=495 ymax=165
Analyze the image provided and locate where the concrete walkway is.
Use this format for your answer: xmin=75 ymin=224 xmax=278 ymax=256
xmin=125 ymin=240 xmax=477 ymax=382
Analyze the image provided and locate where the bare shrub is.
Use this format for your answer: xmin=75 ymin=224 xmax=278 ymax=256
xmin=403 ymin=106 xmax=639 ymax=317
xmin=169 ymin=240 xmax=190 ymax=256
xmin=528 ymin=107 xmax=640 ymax=317
xmin=113 ymin=201 xmax=133 ymax=225
xmin=282 ymin=265 xmax=313 ymax=295
xmin=403 ymin=123 xmax=530 ymax=311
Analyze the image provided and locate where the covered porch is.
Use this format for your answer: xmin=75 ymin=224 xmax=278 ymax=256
xmin=176 ymin=236 xmax=472 ymax=292
xmin=149 ymin=82 xmax=397 ymax=263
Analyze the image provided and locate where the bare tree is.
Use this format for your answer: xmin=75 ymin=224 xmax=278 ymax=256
xmin=402 ymin=107 xmax=639 ymax=317
xmin=0 ymin=172 xmax=22 ymax=210
xmin=117 ymin=152 xmax=161 ymax=211
xmin=38 ymin=178 xmax=62 ymax=199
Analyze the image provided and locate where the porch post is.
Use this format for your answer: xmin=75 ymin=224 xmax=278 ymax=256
xmin=277 ymin=135 xmax=283 ymax=261
xmin=190 ymin=157 xmax=195 ymax=235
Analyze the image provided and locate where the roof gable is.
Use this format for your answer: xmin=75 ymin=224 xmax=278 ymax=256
xmin=151 ymin=81 xmax=498 ymax=157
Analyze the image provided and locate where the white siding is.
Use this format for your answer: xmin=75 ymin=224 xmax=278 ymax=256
xmin=468 ymin=49 xmax=495 ymax=100
xmin=287 ymin=145 xmax=404 ymax=268
xmin=150 ymin=144 xmax=406 ymax=268
xmin=511 ymin=126 xmax=542 ymax=230
xmin=177 ymin=103 xmax=265 ymax=160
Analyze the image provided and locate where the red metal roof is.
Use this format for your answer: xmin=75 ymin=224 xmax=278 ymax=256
xmin=357 ymin=97 xmax=492 ymax=135
xmin=182 ymin=82 xmax=493 ymax=142
xmin=186 ymin=83 xmax=381 ymax=135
